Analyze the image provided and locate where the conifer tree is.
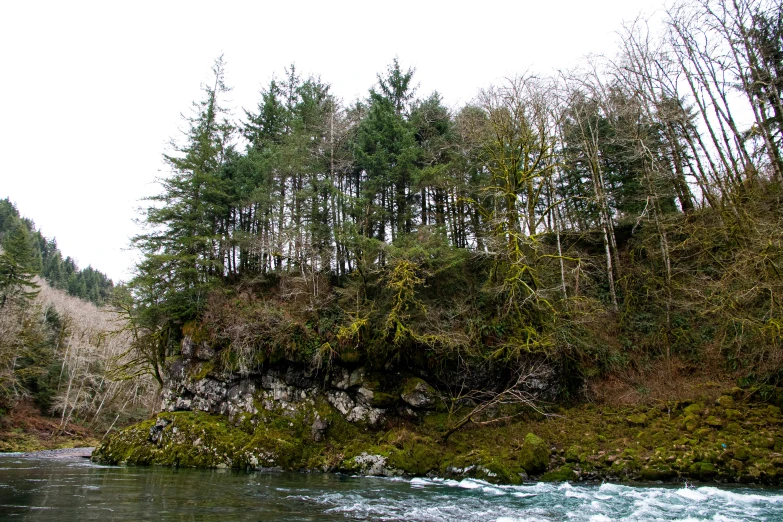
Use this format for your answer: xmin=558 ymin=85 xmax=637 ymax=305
xmin=0 ymin=222 xmax=40 ymax=308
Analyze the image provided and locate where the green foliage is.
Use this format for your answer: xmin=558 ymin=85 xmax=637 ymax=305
xmin=0 ymin=198 xmax=113 ymax=307
xmin=0 ymin=222 xmax=39 ymax=307
xmin=119 ymin=30 xmax=783 ymax=398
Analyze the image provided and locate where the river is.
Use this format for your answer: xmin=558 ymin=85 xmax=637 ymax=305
xmin=2 ymin=453 xmax=783 ymax=521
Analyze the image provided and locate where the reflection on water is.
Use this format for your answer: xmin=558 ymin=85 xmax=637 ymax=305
xmin=2 ymin=454 xmax=783 ymax=521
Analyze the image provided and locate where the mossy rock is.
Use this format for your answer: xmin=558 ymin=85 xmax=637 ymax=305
xmin=541 ymin=465 xmax=577 ymax=482
xmin=479 ymin=459 xmax=522 ymax=484
xmin=684 ymin=403 xmax=704 ymax=416
xmin=190 ymin=361 xmax=215 ymax=380
xmin=388 ymin=443 xmax=440 ymax=476
xmin=400 ymin=378 xmax=439 ymax=410
xmin=705 ymin=416 xmax=724 ymax=428
xmin=689 ymin=461 xmax=718 ymax=481
xmin=370 ymin=392 xmax=399 ymax=408
xmin=682 ymin=414 xmax=700 ymax=432
xmin=518 ymin=433 xmax=549 ymax=475
xmin=564 ymin=445 xmax=582 ymax=463
xmin=716 ymin=395 xmax=735 ymax=409
xmin=626 ymin=414 xmax=648 ymax=427
xmin=639 ymin=464 xmax=677 ymax=481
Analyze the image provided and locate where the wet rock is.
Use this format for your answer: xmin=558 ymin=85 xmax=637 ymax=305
xmin=352 ymin=453 xmax=401 ymax=477
xmin=400 ymin=378 xmax=438 ymax=410
xmin=689 ymin=461 xmax=718 ymax=481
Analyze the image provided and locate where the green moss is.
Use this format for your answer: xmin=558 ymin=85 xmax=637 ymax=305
xmin=705 ymin=416 xmax=724 ymax=428
xmin=564 ymin=445 xmax=583 ymax=463
xmin=689 ymin=461 xmax=718 ymax=481
xmin=541 ymin=465 xmax=577 ymax=482
xmin=190 ymin=361 xmax=215 ymax=380
xmin=626 ymin=414 xmax=647 ymax=427
xmin=387 ymin=440 xmax=440 ymax=475
xmin=371 ymin=392 xmax=398 ymax=408
xmin=716 ymin=395 xmax=735 ymax=409
xmin=91 ymin=385 xmax=783 ymax=486
xmin=681 ymin=414 xmax=700 ymax=432
xmin=518 ymin=433 xmax=549 ymax=475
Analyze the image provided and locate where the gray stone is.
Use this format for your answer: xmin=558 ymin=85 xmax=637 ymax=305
xmin=356 ymin=386 xmax=374 ymax=407
xmin=194 ymin=344 xmax=215 ymax=360
xmin=400 ymin=378 xmax=439 ymax=410
xmin=180 ymin=336 xmax=195 ymax=359
xmin=174 ymin=397 xmax=192 ymax=411
xmin=327 ymin=391 xmax=355 ymax=415
xmin=353 ymin=453 xmax=401 ymax=477
xmin=149 ymin=417 xmax=171 ymax=444
xmin=284 ymin=367 xmax=314 ymax=388
xmin=311 ymin=415 xmax=329 ymax=442
xmin=346 ymin=405 xmax=385 ymax=426
xmin=331 ymin=367 xmax=365 ymax=389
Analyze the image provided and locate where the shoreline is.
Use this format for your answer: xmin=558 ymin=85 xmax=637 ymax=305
xmin=2 ymin=447 xmax=95 ymax=459
xmin=92 ymin=391 xmax=783 ymax=487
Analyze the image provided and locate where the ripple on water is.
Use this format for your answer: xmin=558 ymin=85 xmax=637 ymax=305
xmin=3 ymin=456 xmax=783 ymax=521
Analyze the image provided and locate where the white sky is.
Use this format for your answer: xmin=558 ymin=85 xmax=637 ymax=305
xmin=0 ymin=0 xmax=661 ymax=283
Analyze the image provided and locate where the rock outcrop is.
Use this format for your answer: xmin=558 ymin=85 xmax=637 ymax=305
xmin=160 ymin=336 xmax=447 ymax=431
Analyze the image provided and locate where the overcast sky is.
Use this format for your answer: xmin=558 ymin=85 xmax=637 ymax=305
xmin=1 ymin=0 xmax=662 ymax=282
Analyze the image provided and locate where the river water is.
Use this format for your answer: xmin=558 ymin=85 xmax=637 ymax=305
xmin=2 ymin=454 xmax=783 ymax=521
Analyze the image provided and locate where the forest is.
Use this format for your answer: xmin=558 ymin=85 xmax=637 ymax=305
xmin=121 ymin=0 xmax=783 ymax=401
xmin=0 ymin=200 xmax=154 ymax=447
xmin=0 ymin=198 xmax=114 ymax=307
xmin=0 ymin=0 xmax=772 ymax=418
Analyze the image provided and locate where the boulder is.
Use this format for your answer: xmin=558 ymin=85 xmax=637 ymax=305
xmin=519 ymin=432 xmax=550 ymax=475
xmin=400 ymin=378 xmax=438 ymax=410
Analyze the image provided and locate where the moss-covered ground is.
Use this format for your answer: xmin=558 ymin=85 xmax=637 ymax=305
xmin=93 ymin=385 xmax=783 ymax=485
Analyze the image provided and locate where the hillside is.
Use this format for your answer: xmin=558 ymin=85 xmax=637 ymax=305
xmin=0 ymin=201 xmax=156 ymax=451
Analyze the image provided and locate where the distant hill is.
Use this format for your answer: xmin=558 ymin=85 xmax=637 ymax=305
xmin=0 ymin=198 xmax=114 ymax=306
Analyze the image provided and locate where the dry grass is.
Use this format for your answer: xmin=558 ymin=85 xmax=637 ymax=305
xmin=586 ymin=350 xmax=736 ymax=407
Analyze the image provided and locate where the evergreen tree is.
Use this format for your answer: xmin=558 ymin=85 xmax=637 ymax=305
xmin=0 ymin=222 xmax=40 ymax=307
xmin=132 ymin=56 xmax=235 ymax=326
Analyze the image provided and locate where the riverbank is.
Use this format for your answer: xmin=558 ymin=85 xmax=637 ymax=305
xmin=93 ymin=384 xmax=783 ymax=486
xmin=0 ymin=400 xmax=99 ymax=453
